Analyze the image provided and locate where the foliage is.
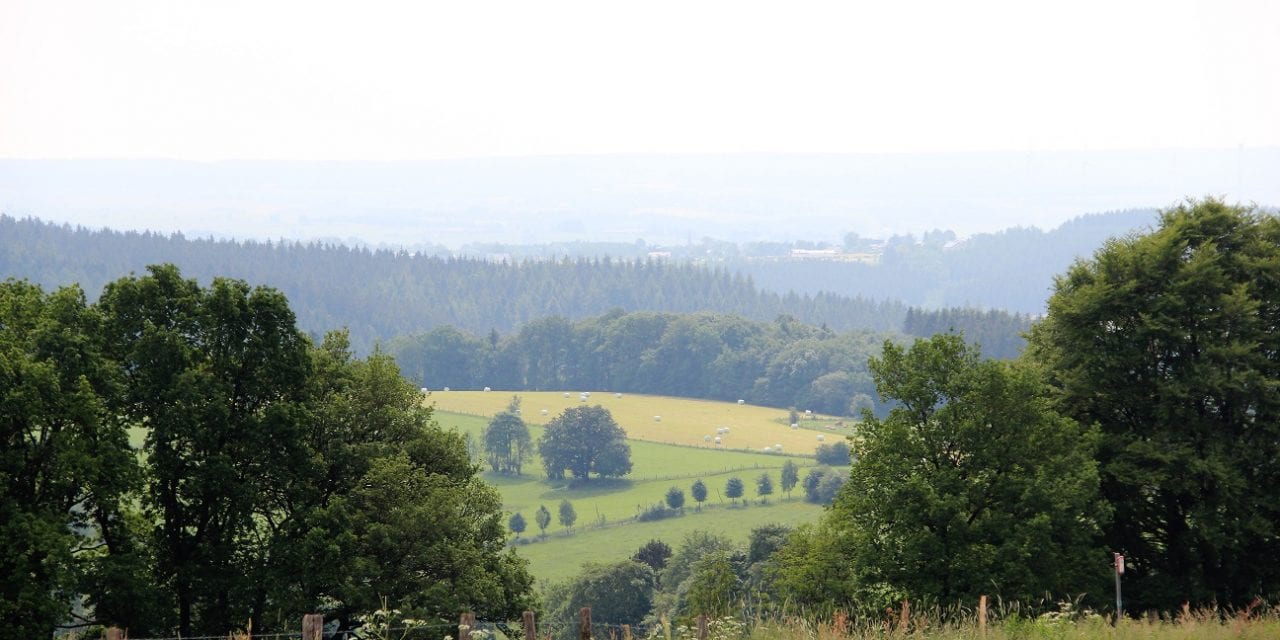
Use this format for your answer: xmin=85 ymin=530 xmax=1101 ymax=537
xmin=779 ymin=461 xmax=799 ymax=498
xmin=815 ymin=334 xmax=1107 ymax=610
xmin=535 ymin=505 xmax=552 ymax=538
xmin=691 ymin=479 xmax=708 ymax=507
xmin=801 ymin=467 xmax=845 ymax=505
xmin=538 ymin=406 xmax=632 ymax=480
xmin=1 ymin=265 xmax=537 ymax=636
xmin=544 ymin=560 xmax=656 ymax=635
xmin=724 ymin=477 xmax=744 ymax=504
xmin=483 ymin=399 xmax=532 ymax=475
xmin=684 ymin=553 xmax=742 ymax=619
xmin=558 ymin=499 xmax=577 ymax=531
xmin=637 ymin=504 xmax=679 ymax=522
xmin=509 ymin=512 xmax=526 ymax=538
xmin=1026 ymin=198 xmax=1280 ymax=609
xmin=0 ymin=280 xmax=142 ymax=638
xmin=755 ymin=474 xmax=774 ymax=502
xmin=813 ymin=441 xmax=851 ymax=466
xmin=633 ymin=540 xmax=673 ymax=574
xmin=666 ymin=486 xmax=686 ymax=511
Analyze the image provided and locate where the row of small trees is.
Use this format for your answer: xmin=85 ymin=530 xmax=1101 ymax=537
xmin=509 ymin=500 xmax=578 ymax=539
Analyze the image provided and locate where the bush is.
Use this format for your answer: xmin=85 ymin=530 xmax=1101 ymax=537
xmin=803 ymin=466 xmax=846 ymax=505
xmin=814 ymin=440 xmax=851 ymax=466
xmin=637 ymin=503 xmax=678 ymax=522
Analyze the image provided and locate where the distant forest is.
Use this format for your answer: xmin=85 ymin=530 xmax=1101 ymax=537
xmin=0 ymin=215 xmax=1031 ymax=358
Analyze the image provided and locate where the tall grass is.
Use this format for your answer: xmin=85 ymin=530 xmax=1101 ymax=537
xmin=745 ymin=603 xmax=1280 ymax=640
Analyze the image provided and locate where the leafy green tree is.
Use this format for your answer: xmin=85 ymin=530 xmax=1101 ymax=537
xmin=535 ymin=505 xmax=552 ymax=538
xmin=690 ymin=479 xmax=708 ymax=508
xmin=483 ymin=397 xmax=532 ymax=475
xmin=779 ymin=460 xmax=799 ymax=498
xmin=97 ymin=265 xmax=313 ymax=636
xmin=755 ymin=473 xmax=773 ymax=503
xmin=632 ymin=540 xmax=673 ymax=574
xmin=509 ymin=512 xmax=527 ymax=539
xmin=724 ymin=477 xmax=744 ymax=505
xmin=538 ymin=406 xmax=631 ymax=480
xmin=1026 ymin=198 xmax=1280 ymax=609
xmin=0 ymin=281 xmax=145 ymax=638
xmin=814 ymin=441 xmax=851 ymax=465
xmin=652 ymin=531 xmax=737 ymax=621
xmin=828 ymin=334 xmax=1106 ymax=609
xmin=544 ymin=560 xmax=656 ymax=634
xmin=685 ymin=553 xmax=741 ymax=618
xmin=665 ymin=486 xmax=686 ymax=511
xmin=558 ymin=499 xmax=577 ymax=532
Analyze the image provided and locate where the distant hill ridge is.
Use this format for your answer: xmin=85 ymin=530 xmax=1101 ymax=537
xmin=1 ymin=215 xmax=913 ymax=353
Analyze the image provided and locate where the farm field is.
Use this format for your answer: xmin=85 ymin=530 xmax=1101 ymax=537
xmin=429 ymin=390 xmax=853 ymax=454
xmin=514 ymin=499 xmax=825 ymax=585
xmin=433 ymin=410 xmax=839 ymax=584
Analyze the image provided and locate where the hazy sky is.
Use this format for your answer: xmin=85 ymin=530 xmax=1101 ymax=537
xmin=2 ymin=0 xmax=1277 ymax=161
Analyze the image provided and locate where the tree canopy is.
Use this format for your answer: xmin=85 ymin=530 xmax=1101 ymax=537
xmin=778 ymin=334 xmax=1107 ymax=612
xmin=1 ymin=265 xmax=535 ymax=637
xmin=538 ymin=406 xmax=632 ymax=481
xmin=1026 ymin=198 xmax=1280 ymax=609
xmin=483 ymin=397 xmax=532 ymax=475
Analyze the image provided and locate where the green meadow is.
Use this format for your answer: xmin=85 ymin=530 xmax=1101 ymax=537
xmin=433 ymin=409 xmax=840 ymax=584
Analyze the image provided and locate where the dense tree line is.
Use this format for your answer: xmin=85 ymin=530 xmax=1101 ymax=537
xmin=389 ymin=311 xmax=890 ymax=416
xmin=767 ymin=199 xmax=1280 ymax=615
xmin=0 ymin=216 xmax=907 ymax=353
xmin=542 ymin=200 xmax=1279 ymax=623
xmin=1 ymin=265 xmax=533 ymax=638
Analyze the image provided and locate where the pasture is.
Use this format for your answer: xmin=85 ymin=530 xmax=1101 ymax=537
xmin=429 ymin=390 xmax=845 ymax=454
xmin=433 ymin=410 xmax=836 ymax=584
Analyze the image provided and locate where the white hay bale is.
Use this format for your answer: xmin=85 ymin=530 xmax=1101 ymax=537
xmin=540 ymin=409 xmax=548 ymax=416
xmin=714 ymin=436 xmax=722 ymax=444
xmin=737 ymin=399 xmax=745 ymax=405
xmin=615 ymin=392 xmax=622 ymax=398
xmin=654 ymin=415 xmax=662 ymax=422
xmin=817 ymin=434 xmax=826 ymax=441
xmin=563 ymin=392 xmax=571 ymax=398
xmin=704 ymin=435 xmax=713 ymax=442
xmin=483 ymin=386 xmax=491 ymax=392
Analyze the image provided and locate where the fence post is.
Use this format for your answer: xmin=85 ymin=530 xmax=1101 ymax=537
xmin=978 ymin=595 xmax=988 ymax=636
xmin=104 ymin=627 xmax=124 ymax=640
xmin=460 ymin=612 xmax=476 ymax=640
xmin=302 ymin=614 xmax=323 ymax=640
xmin=622 ymin=624 xmax=632 ymax=640
xmin=523 ymin=610 xmax=537 ymax=640
xmin=579 ymin=606 xmax=592 ymax=640
xmin=696 ymin=614 xmax=708 ymax=640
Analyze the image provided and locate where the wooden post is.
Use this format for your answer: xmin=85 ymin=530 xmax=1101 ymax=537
xmin=696 ymin=614 xmax=708 ymax=640
xmin=524 ymin=610 xmax=538 ymax=640
xmin=978 ymin=595 xmax=988 ymax=636
xmin=622 ymin=624 xmax=632 ymax=640
xmin=302 ymin=614 xmax=323 ymax=640
xmin=460 ymin=612 xmax=476 ymax=640
xmin=580 ymin=606 xmax=592 ymax=640
xmin=899 ymin=599 xmax=910 ymax=633
xmin=104 ymin=627 xmax=124 ymax=640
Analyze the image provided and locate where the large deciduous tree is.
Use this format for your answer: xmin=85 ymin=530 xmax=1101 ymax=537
xmin=538 ymin=406 xmax=631 ymax=480
xmin=97 ymin=265 xmax=313 ymax=636
xmin=483 ymin=397 xmax=532 ymax=475
xmin=0 ymin=281 xmax=141 ymax=638
xmin=1026 ymin=198 xmax=1280 ymax=609
xmin=809 ymin=335 xmax=1106 ymax=610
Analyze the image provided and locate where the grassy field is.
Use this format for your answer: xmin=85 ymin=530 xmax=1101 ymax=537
xmin=429 ymin=390 xmax=852 ymax=454
xmin=433 ymin=410 xmax=835 ymax=584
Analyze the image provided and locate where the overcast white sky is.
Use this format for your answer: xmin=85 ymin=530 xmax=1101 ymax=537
xmin=1 ymin=0 xmax=1277 ymax=161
